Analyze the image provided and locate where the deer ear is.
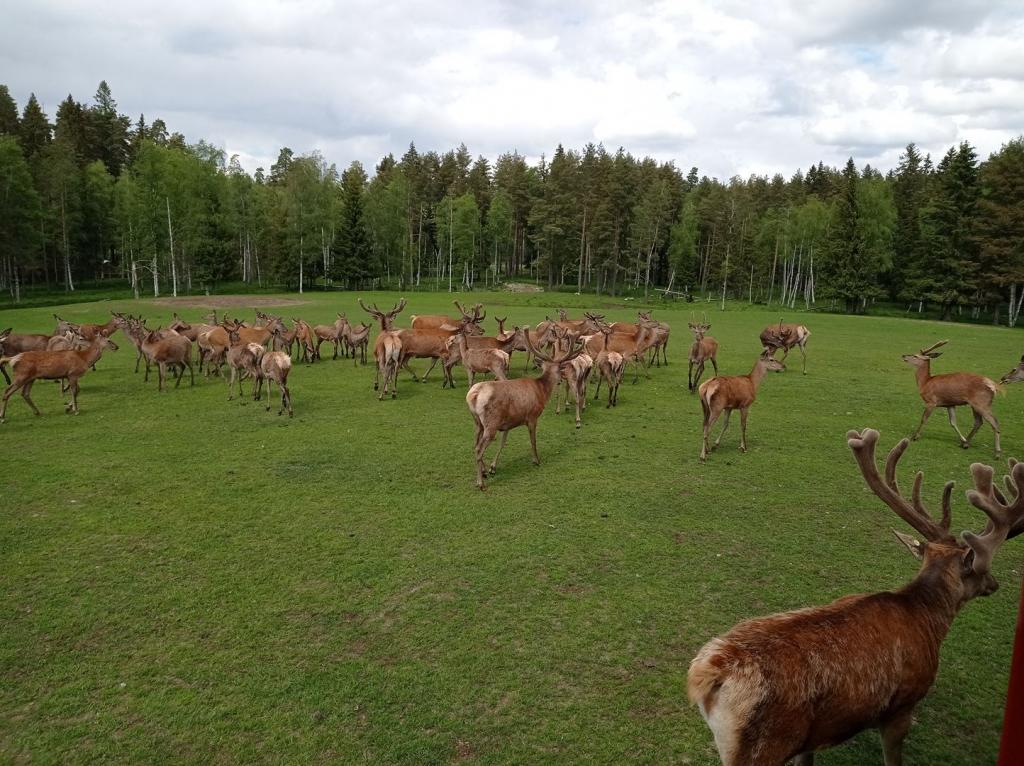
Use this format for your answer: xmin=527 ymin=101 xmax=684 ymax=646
xmin=927 ymin=352 xmax=943 ymax=358
xmin=893 ymin=530 xmax=925 ymax=560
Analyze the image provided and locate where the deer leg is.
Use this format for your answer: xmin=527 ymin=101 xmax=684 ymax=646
xmin=0 ymin=379 xmax=22 ymax=420
xmin=799 ymin=342 xmax=807 ymax=374
xmin=714 ymin=409 xmax=732 ymax=449
xmin=911 ymin=406 xmax=934 ymax=440
xmin=134 ymin=348 xmax=142 ymax=373
xmin=594 ymin=373 xmax=604 ymax=401
xmin=475 ymin=427 xmax=496 ymax=489
xmin=528 ymin=420 xmax=540 ymax=465
xmin=68 ymin=378 xmax=80 ymax=414
xmin=187 ymin=360 xmax=195 ymax=387
xmin=739 ymin=407 xmax=750 ymax=452
xmin=688 ymin=360 xmax=694 ymax=392
xmin=946 ymin=407 xmax=969 ymax=446
xmin=711 ymin=356 xmax=718 ymax=376
xmin=575 ymin=383 xmax=584 ymax=428
xmin=332 ymin=340 xmax=338 ymax=360
xmin=879 ymin=710 xmax=913 ymax=766
xmin=22 ymin=380 xmax=41 ymax=416
xmin=421 ymin=356 xmax=440 ymax=383
xmin=282 ymin=383 xmax=292 ymax=417
xmin=793 ymin=754 xmax=814 ymax=765
xmin=700 ymin=408 xmax=714 ymax=462
xmin=980 ymin=409 xmax=1001 ymax=456
xmin=489 ymin=429 xmax=510 ymax=475
xmin=227 ymin=367 xmax=236 ymax=400
xmin=401 ymin=358 xmax=420 ymax=382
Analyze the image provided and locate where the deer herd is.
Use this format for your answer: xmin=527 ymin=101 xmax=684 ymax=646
xmin=1 ymin=298 xmax=1021 ymax=763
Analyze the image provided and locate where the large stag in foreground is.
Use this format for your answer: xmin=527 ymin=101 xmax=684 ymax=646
xmin=0 ymin=335 xmax=118 ymax=421
xmin=687 ymin=314 xmax=718 ymax=393
xmin=760 ymin=319 xmax=811 ymax=374
xmin=904 ymin=340 xmax=1002 ymax=456
xmin=689 ymin=428 xmax=1024 ymax=765
xmin=466 ymin=335 xmax=584 ymax=489
xmin=698 ymin=352 xmax=784 ymax=461
xmin=360 ymin=298 xmax=406 ymax=399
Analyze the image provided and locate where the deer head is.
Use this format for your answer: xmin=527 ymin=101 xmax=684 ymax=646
xmin=1000 ymin=355 xmax=1024 ymax=385
xmin=848 ymin=428 xmax=1024 ymax=604
xmin=359 ymin=298 xmax=406 ymax=330
xmin=526 ymin=330 xmax=584 ymax=372
xmin=902 ymin=340 xmax=947 ymax=368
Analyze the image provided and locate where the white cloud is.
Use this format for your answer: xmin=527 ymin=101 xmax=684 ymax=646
xmin=1 ymin=0 xmax=1021 ymax=179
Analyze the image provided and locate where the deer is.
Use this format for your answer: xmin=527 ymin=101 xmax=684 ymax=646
xmin=466 ymin=334 xmax=584 ymax=490
xmin=312 ymin=315 xmax=346 ymax=360
xmin=496 ymin=317 xmax=556 ymax=371
xmin=224 ymin=324 xmax=261 ymax=401
xmin=411 ymin=300 xmax=481 ymax=330
xmin=443 ymin=327 xmax=511 ymax=389
xmin=688 ymin=314 xmax=719 ymax=393
xmin=760 ymin=319 xmax=810 ymax=374
xmin=291 ymin=318 xmax=318 ymax=363
xmin=1000 ymin=355 xmax=1024 ymax=385
xmin=246 ymin=344 xmax=294 ymax=417
xmin=53 ymin=313 xmax=118 ymax=340
xmin=589 ymin=323 xmax=625 ymax=409
xmin=359 ymin=298 xmax=406 ymax=400
xmin=698 ymin=352 xmax=785 ymax=461
xmin=581 ymin=313 xmax=656 ymax=383
xmin=551 ymin=326 xmax=594 ymax=428
xmin=141 ymin=326 xmax=194 ymax=392
xmin=689 ymin=428 xmax=1024 ymax=766
xmin=442 ymin=325 xmax=525 ymax=387
xmin=904 ymin=340 xmax=1002 ymax=456
xmin=393 ymin=305 xmax=484 ymax=383
xmin=646 ymin=318 xmax=671 ymax=367
xmin=0 ymin=334 xmax=118 ymax=421
xmin=340 ymin=315 xmax=371 ymax=366
xmin=0 ymin=329 xmax=52 ymax=385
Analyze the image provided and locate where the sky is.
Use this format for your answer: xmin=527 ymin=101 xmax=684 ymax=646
xmin=2 ymin=0 xmax=1023 ymax=180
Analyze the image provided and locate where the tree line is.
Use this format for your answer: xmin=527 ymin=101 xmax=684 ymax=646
xmin=1 ymin=81 xmax=1022 ymax=323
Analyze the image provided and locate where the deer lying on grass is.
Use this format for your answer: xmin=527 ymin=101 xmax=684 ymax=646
xmin=0 ymin=334 xmax=118 ymax=421
xmin=443 ymin=328 xmax=511 ymax=389
xmin=1001 ymin=355 xmax=1024 ymax=385
xmin=689 ymin=428 xmax=1024 ymax=765
xmin=466 ymin=335 xmax=584 ymax=489
xmin=698 ymin=352 xmax=785 ymax=461
xmin=411 ymin=300 xmax=481 ymax=330
xmin=904 ymin=340 xmax=1002 ymax=456
xmin=360 ymin=298 xmax=406 ymax=400
xmin=590 ymin=324 xmax=624 ymax=408
xmin=760 ymin=319 xmax=811 ymax=374
xmin=247 ymin=344 xmax=293 ymax=417
xmin=551 ymin=326 xmax=593 ymax=427
xmin=688 ymin=314 xmax=719 ymax=393
xmin=141 ymin=326 xmax=194 ymax=392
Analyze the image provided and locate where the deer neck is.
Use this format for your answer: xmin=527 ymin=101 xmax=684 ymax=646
xmin=747 ymin=360 xmax=769 ymax=390
xmin=915 ymin=362 xmax=932 ymax=390
xmin=893 ymin=561 xmax=963 ymax=641
xmin=80 ymin=340 xmax=106 ymax=366
xmin=537 ymin=363 xmax=561 ymax=395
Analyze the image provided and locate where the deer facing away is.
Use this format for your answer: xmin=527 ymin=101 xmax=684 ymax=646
xmin=903 ymin=340 xmax=1002 ymax=456
xmin=698 ymin=353 xmax=784 ymax=461
xmin=688 ymin=428 xmax=1024 ymax=765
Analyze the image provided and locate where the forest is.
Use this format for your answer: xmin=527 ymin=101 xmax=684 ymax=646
xmin=1 ymin=81 xmax=1022 ymax=323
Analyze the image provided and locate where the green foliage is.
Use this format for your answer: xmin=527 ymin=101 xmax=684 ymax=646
xmin=332 ymin=161 xmax=371 ymax=286
xmin=0 ymin=136 xmax=42 ymax=283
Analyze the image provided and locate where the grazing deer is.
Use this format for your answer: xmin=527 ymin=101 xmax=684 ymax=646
xmin=443 ymin=328 xmax=511 ymax=388
xmin=698 ymin=353 xmax=785 ymax=461
xmin=247 ymin=344 xmax=294 ymax=417
xmin=1000 ymin=355 xmax=1024 ymax=385
xmin=466 ymin=335 xmax=584 ymax=489
xmin=359 ymin=298 xmax=406 ymax=400
xmin=904 ymin=340 xmax=1002 ymax=456
xmin=552 ymin=326 xmax=594 ymax=428
xmin=291 ymin=318 xmax=318 ymax=363
xmin=0 ymin=334 xmax=118 ymax=421
xmin=689 ymin=428 xmax=1024 ymax=765
xmin=141 ymin=326 xmax=194 ymax=392
xmin=688 ymin=314 xmax=719 ymax=393
xmin=760 ymin=319 xmax=810 ymax=374
xmin=411 ymin=300 xmax=480 ymax=330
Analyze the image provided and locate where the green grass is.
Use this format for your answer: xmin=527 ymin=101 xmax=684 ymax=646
xmin=1 ymin=291 xmax=1021 ymax=765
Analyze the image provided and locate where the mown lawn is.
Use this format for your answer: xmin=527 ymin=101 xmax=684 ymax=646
xmin=1 ymin=290 xmax=1021 ymax=765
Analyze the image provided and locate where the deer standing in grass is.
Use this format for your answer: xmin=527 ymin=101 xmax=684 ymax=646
xmin=466 ymin=335 xmax=584 ymax=489
xmin=687 ymin=314 xmax=719 ymax=393
xmin=360 ymin=298 xmax=406 ymax=399
xmin=247 ymin=344 xmax=294 ymax=417
xmin=904 ymin=340 xmax=1002 ymax=456
xmin=552 ymin=326 xmax=593 ymax=428
xmin=581 ymin=313 xmax=655 ymax=383
xmin=590 ymin=323 xmax=624 ymax=408
xmin=0 ymin=335 xmax=118 ymax=421
xmin=0 ymin=328 xmax=53 ymax=384
xmin=760 ymin=320 xmax=811 ymax=374
xmin=141 ymin=326 xmax=194 ymax=392
xmin=443 ymin=328 xmax=512 ymax=388
xmin=689 ymin=428 xmax=1024 ymax=765
xmin=497 ymin=317 xmax=555 ymax=371
xmin=411 ymin=300 xmax=480 ymax=330
xmin=1001 ymin=355 xmax=1024 ymax=385
xmin=699 ymin=352 xmax=784 ymax=461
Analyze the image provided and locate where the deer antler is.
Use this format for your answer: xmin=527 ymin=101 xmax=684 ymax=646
xmin=391 ymin=297 xmax=407 ymax=315
xmin=453 ymin=299 xmax=467 ymax=316
xmin=358 ymin=298 xmax=382 ymax=317
xmin=919 ymin=339 xmax=948 ymax=355
xmin=846 ymin=429 xmax=955 ymax=543
xmin=963 ymin=459 xmax=1024 ymax=575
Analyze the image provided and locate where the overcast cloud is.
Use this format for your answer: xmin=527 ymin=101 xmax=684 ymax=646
xmin=2 ymin=0 xmax=1022 ymax=179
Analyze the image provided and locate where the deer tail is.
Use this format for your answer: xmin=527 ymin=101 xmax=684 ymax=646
xmin=687 ymin=639 xmax=728 ymax=709
xmin=985 ymin=378 xmax=1005 ymax=397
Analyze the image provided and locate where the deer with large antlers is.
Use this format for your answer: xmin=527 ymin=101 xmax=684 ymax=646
xmin=392 ymin=304 xmax=484 ymax=383
xmin=760 ymin=319 xmax=811 ymax=374
xmin=0 ymin=335 xmax=118 ymax=421
xmin=687 ymin=313 xmax=719 ymax=393
xmin=53 ymin=313 xmax=118 ymax=341
xmin=496 ymin=316 xmax=556 ymax=371
xmin=359 ymin=298 xmax=406 ymax=399
xmin=904 ymin=340 xmax=1002 ymax=456
xmin=466 ymin=334 xmax=584 ymax=489
xmin=698 ymin=352 xmax=785 ymax=461
xmin=689 ymin=428 xmax=1024 ymax=765
xmin=581 ymin=313 xmax=656 ymax=383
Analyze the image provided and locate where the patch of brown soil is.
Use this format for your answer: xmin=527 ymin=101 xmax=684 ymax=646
xmin=150 ymin=295 xmax=309 ymax=309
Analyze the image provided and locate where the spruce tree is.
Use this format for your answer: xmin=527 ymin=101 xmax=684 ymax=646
xmin=0 ymin=85 xmax=19 ymax=136
xmin=19 ymin=93 xmax=51 ymax=162
xmin=332 ymin=162 xmax=371 ymax=286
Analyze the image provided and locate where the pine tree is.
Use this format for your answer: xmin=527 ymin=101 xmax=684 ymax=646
xmin=975 ymin=137 xmax=1024 ymax=325
xmin=0 ymin=136 xmax=43 ymax=300
xmin=822 ymin=158 xmax=883 ymax=312
xmin=90 ymin=80 xmax=130 ymax=175
xmin=891 ymin=143 xmax=928 ymax=301
xmin=19 ymin=93 xmax=51 ymax=163
xmin=332 ymin=161 xmax=370 ymax=287
xmin=0 ymin=85 xmax=19 ymax=136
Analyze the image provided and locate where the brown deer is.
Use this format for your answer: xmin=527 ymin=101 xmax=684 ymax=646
xmin=465 ymin=335 xmax=584 ymax=489
xmin=442 ymin=325 xmax=525 ymax=387
xmin=443 ymin=328 xmax=511 ymax=388
xmin=291 ymin=318 xmax=318 ymax=363
xmin=0 ymin=334 xmax=118 ymax=421
xmin=312 ymin=315 xmax=346 ymax=360
xmin=551 ymin=326 xmax=593 ymax=428
xmin=1001 ymin=355 xmax=1024 ymax=385
xmin=53 ymin=313 xmax=118 ymax=340
xmin=340 ymin=316 xmax=371 ymax=366
xmin=698 ymin=352 xmax=785 ymax=461
xmin=359 ymin=298 xmax=406 ymax=399
xmin=141 ymin=326 xmax=194 ymax=392
xmin=590 ymin=324 xmax=624 ymax=408
xmin=581 ymin=313 xmax=655 ymax=383
xmin=904 ymin=340 xmax=1002 ymax=456
xmin=247 ymin=344 xmax=294 ymax=417
xmin=760 ymin=319 xmax=810 ymax=374
xmin=394 ymin=305 xmax=484 ymax=383
xmin=0 ymin=329 xmax=52 ymax=384
xmin=411 ymin=300 xmax=480 ymax=330
xmin=687 ymin=314 xmax=719 ymax=393
xmin=689 ymin=428 xmax=1024 ymax=765
xmin=496 ymin=317 xmax=556 ymax=371
xmin=224 ymin=324 xmax=261 ymax=401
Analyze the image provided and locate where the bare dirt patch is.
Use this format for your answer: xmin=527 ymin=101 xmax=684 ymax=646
xmin=503 ymin=282 xmax=544 ymax=293
xmin=150 ymin=295 xmax=308 ymax=309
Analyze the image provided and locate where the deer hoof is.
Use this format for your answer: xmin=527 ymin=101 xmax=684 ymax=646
xmin=960 ymin=442 xmax=970 ymax=449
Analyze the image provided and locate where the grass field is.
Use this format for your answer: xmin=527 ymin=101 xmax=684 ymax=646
xmin=1 ymin=290 xmax=1021 ymax=765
